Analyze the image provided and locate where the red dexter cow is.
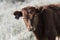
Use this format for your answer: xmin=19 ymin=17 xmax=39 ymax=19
xmin=13 ymin=4 xmax=60 ymax=40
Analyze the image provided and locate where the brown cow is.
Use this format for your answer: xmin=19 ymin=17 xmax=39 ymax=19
xmin=13 ymin=4 xmax=60 ymax=40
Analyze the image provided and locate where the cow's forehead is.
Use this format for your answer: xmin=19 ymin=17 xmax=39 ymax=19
xmin=22 ymin=6 xmax=36 ymax=11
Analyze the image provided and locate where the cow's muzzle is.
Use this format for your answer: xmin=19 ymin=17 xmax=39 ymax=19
xmin=27 ymin=26 xmax=36 ymax=31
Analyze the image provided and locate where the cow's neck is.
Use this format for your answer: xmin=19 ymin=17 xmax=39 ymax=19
xmin=33 ymin=31 xmax=47 ymax=40
xmin=33 ymin=33 xmax=41 ymax=40
xmin=32 ymin=22 xmax=46 ymax=40
xmin=33 ymin=28 xmax=43 ymax=40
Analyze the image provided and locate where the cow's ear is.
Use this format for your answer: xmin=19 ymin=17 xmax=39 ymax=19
xmin=13 ymin=11 xmax=22 ymax=17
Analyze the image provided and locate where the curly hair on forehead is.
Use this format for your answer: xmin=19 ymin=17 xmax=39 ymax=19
xmin=22 ymin=6 xmax=37 ymax=13
xmin=22 ymin=6 xmax=36 ymax=10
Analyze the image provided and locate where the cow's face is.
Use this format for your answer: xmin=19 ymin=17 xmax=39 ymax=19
xmin=13 ymin=7 xmax=39 ymax=31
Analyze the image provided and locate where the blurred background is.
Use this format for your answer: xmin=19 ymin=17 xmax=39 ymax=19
xmin=0 ymin=0 xmax=60 ymax=40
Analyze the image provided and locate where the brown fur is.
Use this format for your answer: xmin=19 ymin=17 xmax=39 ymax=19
xmin=13 ymin=4 xmax=60 ymax=40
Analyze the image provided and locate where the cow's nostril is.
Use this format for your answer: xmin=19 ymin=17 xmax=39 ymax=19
xmin=29 ymin=27 xmax=33 ymax=31
xmin=28 ymin=27 xmax=36 ymax=31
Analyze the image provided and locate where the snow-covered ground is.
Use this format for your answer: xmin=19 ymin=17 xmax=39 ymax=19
xmin=0 ymin=0 xmax=60 ymax=40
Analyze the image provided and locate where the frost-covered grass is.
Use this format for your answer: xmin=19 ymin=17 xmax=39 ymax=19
xmin=0 ymin=0 xmax=60 ymax=40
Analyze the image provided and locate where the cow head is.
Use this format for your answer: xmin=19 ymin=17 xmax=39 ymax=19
xmin=13 ymin=6 xmax=40 ymax=31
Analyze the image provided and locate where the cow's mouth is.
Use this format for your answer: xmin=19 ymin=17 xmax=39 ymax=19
xmin=27 ymin=26 xmax=36 ymax=31
xmin=23 ymin=17 xmax=36 ymax=31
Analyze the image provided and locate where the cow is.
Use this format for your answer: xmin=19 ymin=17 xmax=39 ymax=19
xmin=13 ymin=4 xmax=60 ymax=40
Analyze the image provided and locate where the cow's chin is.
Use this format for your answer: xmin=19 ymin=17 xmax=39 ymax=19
xmin=27 ymin=26 xmax=36 ymax=31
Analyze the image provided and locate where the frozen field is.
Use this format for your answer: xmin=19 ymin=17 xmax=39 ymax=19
xmin=0 ymin=0 xmax=60 ymax=40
